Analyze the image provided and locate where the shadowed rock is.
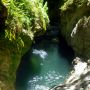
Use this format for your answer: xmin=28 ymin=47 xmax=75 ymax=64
xmin=0 ymin=0 xmax=7 ymax=32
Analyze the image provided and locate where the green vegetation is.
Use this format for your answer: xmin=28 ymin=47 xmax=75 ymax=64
xmin=2 ymin=0 xmax=49 ymax=49
xmin=0 ymin=0 xmax=49 ymax=89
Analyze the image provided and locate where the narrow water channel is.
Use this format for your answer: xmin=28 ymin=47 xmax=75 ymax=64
xmin=16 ymin=36 xmax=74 ymax=90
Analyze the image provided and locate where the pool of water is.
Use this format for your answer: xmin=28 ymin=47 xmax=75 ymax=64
xmin=16 ymin=39 xmax=73 ymax=90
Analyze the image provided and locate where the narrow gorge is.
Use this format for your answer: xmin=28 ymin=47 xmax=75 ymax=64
xmin=0 ymin=0 xmax=90 ymax=90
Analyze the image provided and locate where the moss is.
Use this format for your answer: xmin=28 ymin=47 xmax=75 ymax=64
xmin=59 ymin=0 xmax=90 ymax=59
xmin=0 ymin=32 xmax=32 ymax=90
xmin=60 ymin=0 xmax=90 ymax=43
xmin=0 ymin=0 xmax=49 ymax=90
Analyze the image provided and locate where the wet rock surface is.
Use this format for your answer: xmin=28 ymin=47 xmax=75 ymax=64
xmin=50 ymin=57 xmax=90 ymax=90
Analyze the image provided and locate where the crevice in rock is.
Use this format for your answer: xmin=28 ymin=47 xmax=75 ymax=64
xmin=44 ymin=0 xmax=61 ymax=26
xmin=43 ymin=0 xmax=75 ymax=63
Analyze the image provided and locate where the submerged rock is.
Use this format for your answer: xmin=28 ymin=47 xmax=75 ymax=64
xmin=0 ymin=33 xmax=32 ymax=90
xmin=50 ymin=57 xmax=90 ymax=90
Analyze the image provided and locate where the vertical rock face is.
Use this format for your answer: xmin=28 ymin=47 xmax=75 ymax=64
xmin=60 ymin=0 xmax=90 ymax=59
xmin=0 ymin=5 xmax=32 ymax=89
xmin=0 ymin=35 xmax=32 ymax=90
xmin=71 ymin=16 xmax=90 ymax=59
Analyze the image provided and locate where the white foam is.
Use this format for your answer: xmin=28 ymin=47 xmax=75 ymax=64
xmin=32 ymin=49 xmax=48 ymax=59
xmin=35 ymin=85 xmax=49 ymax=90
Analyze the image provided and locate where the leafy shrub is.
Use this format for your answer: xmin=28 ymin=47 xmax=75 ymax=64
xmin=2 ymin=0 xmax=49 ymax=48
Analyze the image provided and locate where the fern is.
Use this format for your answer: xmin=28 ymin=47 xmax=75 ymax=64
xmin=2 ymin=0 xmax=49 ymax=49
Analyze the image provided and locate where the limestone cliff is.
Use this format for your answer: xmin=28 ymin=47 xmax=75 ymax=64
xmin=0 ymin=33 xmax=32 ymax=90
xmin=60 ymin=0 xmax=90 ymax=59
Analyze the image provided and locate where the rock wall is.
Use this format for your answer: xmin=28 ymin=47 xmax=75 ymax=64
xmin=0 ymin=0 xmax=49 ymax=90
xmin=60 ymin=0 xmax=90 ymax=59
xmin=0 ymin=33 xmax=32 ymax=90
xmin=71 ymin=16 xmax=90 ymax=59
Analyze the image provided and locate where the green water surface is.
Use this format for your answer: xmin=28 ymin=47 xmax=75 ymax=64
xmin=16 ymin=39 xmax=73 ymax=90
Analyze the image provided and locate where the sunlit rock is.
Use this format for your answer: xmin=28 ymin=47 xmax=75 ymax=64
xmin=50 ymin=57 xmax=90 ymax=90
xmin=71 ymin=16 xmax=90 ymax=59
xmin=60 ymin=0 xmax=90 ymax=59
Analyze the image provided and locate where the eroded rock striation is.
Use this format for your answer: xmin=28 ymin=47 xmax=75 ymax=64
xmin=71 ymin=16 xmax=90 ymax=59
xmin=50 ymin=57 xmax=90 ymax=90
xmin=0 ymin=33 xmax=32 ymax=90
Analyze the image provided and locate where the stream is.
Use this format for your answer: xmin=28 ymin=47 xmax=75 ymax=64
xmin=16 ymin=34 xmax=74 ymax=90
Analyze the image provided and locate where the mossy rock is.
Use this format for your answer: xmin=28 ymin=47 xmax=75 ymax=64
xmin=0 ymin=31 xmax=32 ymax=90
xmin=60 ymin=0 xmax=90 ymax=59
xmin=60 ymin=0 xmax=90 ymax=42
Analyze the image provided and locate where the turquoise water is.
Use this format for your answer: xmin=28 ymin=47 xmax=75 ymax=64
xmin=16 ymin=39 xmax=73 ymax=90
